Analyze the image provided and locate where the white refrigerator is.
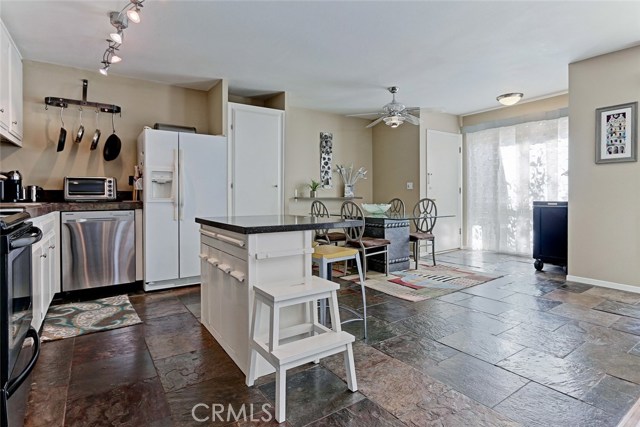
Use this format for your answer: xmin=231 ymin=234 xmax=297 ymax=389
xmin=137 ymin=129 xmax=227 ymax=291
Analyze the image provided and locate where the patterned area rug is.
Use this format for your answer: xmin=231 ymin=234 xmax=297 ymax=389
xmin=342 ymin=263 xmax=502 ymax=302
xmin=41 ymin=295 xmax=142 ymax=342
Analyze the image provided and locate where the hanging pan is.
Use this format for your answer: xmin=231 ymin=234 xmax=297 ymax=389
xmin=90 ymin=109 xmax=101 ymax=150
xmin=56 ymin=107 xmax=67 ymax=152
xmin=74 ymin=107 xmax=84 ymax=143
xmin=103 ymin=112 xmax=121 ymax=161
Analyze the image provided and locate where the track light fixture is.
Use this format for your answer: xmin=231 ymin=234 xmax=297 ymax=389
xmin=99 ymin=0 xmax=145 ymax=75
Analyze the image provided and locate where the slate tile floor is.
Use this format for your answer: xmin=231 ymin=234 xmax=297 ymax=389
xmin=24 ymin=250 xmax=640 ymax=426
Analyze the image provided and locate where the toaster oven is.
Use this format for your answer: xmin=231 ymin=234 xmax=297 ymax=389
xmin=64 ymin=177 xmax=117 ymax=201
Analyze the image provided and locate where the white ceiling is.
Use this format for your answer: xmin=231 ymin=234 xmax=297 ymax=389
xmin=2 ymin=1 xmax=640 ymax=116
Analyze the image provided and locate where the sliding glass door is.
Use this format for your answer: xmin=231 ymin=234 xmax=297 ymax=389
xmin=465 ymin=117 xmax=568 ymax=255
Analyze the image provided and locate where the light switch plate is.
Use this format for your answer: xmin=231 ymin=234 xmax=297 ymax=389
xmin=406 ymin=182 xmax=414 ymax=190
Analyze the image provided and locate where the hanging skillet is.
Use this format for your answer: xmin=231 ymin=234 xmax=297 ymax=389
xmin=56 ymin=106 xmax=67 ymax=152
xmin=74 ymin=107 xmax=84 ymax=143
xmin=103 ymin=112 xmax=121 ymax=161
xmin=90 ymin=109 xmax=101 ymax=150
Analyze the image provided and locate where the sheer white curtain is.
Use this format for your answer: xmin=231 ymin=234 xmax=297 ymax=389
xmin=465 ymin=117 xmax=568 ymax=255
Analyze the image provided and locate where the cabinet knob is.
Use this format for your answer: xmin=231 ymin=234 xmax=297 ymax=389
xmin=41 ymin=253 xmax=47 ymax=258
xmin=49 ymin=245 xmax=55 ymax=249
xmin=0 ymin=108 xmax=4 ymax=113
xmin=12 ymin=121 xmax=17 ymax=125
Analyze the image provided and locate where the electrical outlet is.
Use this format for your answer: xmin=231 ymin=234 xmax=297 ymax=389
xmin=406 ymin=182 xmax=414 ymax=190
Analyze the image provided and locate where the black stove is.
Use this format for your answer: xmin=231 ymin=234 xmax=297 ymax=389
xmin=1 ymin=212 xmax=41 ymax=427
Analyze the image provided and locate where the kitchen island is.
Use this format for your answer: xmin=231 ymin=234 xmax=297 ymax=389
xmin=195 ymin=215 xmax=362 ymax=379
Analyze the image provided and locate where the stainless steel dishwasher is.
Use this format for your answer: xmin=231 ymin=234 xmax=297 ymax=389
xmin=61 ymin=210 xmax=135 ymax=291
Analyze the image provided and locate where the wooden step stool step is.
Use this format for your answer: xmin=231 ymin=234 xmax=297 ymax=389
xmin=247 ymin=276 xmax=358 ymax=423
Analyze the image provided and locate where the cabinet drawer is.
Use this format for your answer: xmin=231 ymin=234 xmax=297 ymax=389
xmin=200 ymin=227 xmax=247 ymax=260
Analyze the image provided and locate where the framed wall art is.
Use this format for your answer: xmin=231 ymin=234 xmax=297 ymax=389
xmin=595 ymin=102 xmax=637 ymax=164
xmin=320 ymin=132 xmax=333 ymax=188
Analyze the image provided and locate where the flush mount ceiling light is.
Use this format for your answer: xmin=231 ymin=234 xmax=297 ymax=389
xmin=497 ymin=92 xmax=524 ymax=106
xmin=99 ymin=1 xmax=145 ymax=76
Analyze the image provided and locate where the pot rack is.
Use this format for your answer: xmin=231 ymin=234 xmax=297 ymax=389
xmin=44 ymin=79 xmax=122 ymax=115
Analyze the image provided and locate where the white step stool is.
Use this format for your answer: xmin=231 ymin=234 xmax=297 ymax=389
xmin=246 ymin=276 xmax=358 ymax=423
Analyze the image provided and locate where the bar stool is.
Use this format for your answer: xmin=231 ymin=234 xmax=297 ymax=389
xmin=312 ymin=244 xmax=367 ymax=340
xmin=246 ymin=277 xmax=358 ymax=423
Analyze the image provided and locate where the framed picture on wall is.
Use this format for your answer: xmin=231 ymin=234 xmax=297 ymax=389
xmin=595 ymin=102 xmax=637 ymax=164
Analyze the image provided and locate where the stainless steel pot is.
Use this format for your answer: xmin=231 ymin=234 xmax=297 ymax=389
xmin=25 ymin=185 xmax=43 ymax=202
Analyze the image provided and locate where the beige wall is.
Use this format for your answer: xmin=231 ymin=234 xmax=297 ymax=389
xmin=371 ymin=111 xmax=460 ymax=218
xmin=0 ymin=61 xmax=209 ymax=190
xmin=285 ymin=107 xmax=373 ymax=215
xmin=568 ymin=46 xmax=640 ymax=288
xmin=207 ymin=79 xmax=227 ymax=136
xmin=372 ymin=121 xmax=419 ymax=211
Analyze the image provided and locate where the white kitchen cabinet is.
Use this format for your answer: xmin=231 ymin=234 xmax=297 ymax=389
xmin=31 ymin=212 xmax=60 ymax=331
xmin=0 ymin=19 xmax=22 ymax=146
xmin=199 ymin=224 xmax=311 ymax=378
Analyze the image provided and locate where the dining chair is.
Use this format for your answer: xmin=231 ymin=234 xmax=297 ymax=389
xmin=410 ymin=198 xmax=437 ymax=267
xmin=310 ymin=200 xmax=346 ymax=245
xmin=341 ymin=201 xmax=390 ymax=279
xmin=312 ymin=243 xmax=367 ymax=340
xmin=388 ymin=198 xmax=405 ymax=216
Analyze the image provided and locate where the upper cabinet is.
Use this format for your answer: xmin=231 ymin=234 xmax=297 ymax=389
xmin=0 ymin=20 xmax=23 ymax=146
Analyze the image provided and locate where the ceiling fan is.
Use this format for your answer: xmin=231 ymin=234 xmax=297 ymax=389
xmin=348 ymin=86 xmax=420 ymax=128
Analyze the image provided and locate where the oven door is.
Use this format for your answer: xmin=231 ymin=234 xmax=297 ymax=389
xmin=4 ymin=227 xmax=41 ymax=382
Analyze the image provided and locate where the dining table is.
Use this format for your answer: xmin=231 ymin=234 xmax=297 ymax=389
xmin=327 ymin=212 xmax=455 ymax=273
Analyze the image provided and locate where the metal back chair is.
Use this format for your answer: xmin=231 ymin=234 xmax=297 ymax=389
xmin=388 ymin=198 xmax=405 ymax=216
xmin=412 ymin=198 xmax=437 ymax=233
xmin=311 ymin=200 xmax=346 ymax=245
xmin=311 ymin=200 xmax=331 ymax=244
xmin=410 ymin=198 xmax=437 ymax=267
xmin=340 ymin=201 xmax=390 ymax=278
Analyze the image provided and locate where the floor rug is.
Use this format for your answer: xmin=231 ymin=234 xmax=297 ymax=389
xmin=341 ymin=262 xmax=502 ymax=302
xmin=40 ymin=295 xmax=142 ymax=342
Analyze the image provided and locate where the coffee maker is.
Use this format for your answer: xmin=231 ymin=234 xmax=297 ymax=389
xmin=1 ymin=170 xmax=22 ymax=202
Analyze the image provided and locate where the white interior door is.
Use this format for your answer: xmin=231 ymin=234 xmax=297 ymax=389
xmin=229 ymin=103 xmax=283 ymax=216
xmin=179 ymin=133 xmax=227 ymax=278
xmin=426 ymin=130 xmax=462 ymax=252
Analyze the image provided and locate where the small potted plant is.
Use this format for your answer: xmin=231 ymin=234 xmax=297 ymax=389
xmin=308 ymin=180 xmax=321 ymax=198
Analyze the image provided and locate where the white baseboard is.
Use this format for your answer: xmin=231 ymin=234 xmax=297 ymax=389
xmin=566 ymin=275 xmax=640 ymax=294
xmin=144 ymin=275 xmax=200 ymax=292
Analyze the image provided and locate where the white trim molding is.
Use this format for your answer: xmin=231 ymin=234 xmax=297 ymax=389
xmin=567 ymin=275 xmax=640 ymax=295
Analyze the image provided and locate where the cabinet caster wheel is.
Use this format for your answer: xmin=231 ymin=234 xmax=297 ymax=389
xmin=534 ymin=259 xmax=544 ymax=271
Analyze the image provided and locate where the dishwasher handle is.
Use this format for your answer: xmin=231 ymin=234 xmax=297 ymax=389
xmin=64 ymin=218 xmax=130 ymax=223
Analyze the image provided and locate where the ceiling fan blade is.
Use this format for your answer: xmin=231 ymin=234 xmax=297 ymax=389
xmin=347 ymin=112 xmax=383 ymax=117
xmin=403 ymin=113 xmax=421 ymax=125
xmin=365 ymin=117 xmax=385 ymax=128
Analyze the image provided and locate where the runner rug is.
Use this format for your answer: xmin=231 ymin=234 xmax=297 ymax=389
xmin=341 ymin=262 xmax=502 ymax=302
xmin=40 ymin=295 xmax=142 ymax=342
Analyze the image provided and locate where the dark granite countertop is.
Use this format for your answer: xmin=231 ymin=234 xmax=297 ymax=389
xmin=0 ymin=201 xmax=142 ymax=218
xmin=196 ymin=215 xmax=363 ymax=234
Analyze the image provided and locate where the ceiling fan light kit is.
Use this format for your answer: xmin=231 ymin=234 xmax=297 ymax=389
xmin=99 ymin=0 xmax=145 ymax=76
xmin=349 ymin=86 xmax=421 ymax=129
xmin=497 ymin=92 xmax=524 ymax=106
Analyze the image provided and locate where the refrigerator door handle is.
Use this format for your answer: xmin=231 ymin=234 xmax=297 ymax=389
xmin=179 ymin=149 xmax=185 ymax=220
xmin=173 ymin=149 xmax=179 ymax=221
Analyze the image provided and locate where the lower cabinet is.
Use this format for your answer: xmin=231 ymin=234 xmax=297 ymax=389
xmin=31 ymin=212 xmax=60 ymax=331
xmin=199 ymin=225 xmax=312 ymax=379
